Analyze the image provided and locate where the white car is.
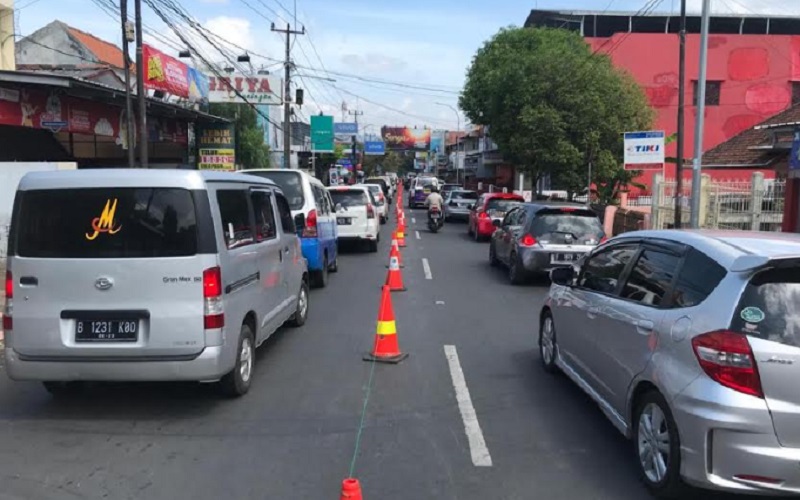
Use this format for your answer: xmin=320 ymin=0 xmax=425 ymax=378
xmin=327 ymin=185 xmax=381 ymax=252
xmin=360 ymin=183 xmax=389 ymax=224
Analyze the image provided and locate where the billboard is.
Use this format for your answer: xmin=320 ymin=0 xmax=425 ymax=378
xmin=381 ymin=126 xmax=431 ymax=150
xmin=430 ymin=129 xmax=446 ymax=156
xmin=188 ymin=68 xmax=209 ymax=104
xmin=143 ymin=44 xmax=190 ymax=99
xmin=364 ymin=141 xmax=385 ymax=155
xmin=311 ymin=115 xmax=334 ymax=153
xmin=334 ymin=122 xmax=358 ymax=134
xmin=208 ymin=74 xmax=282 ymax=105
xmin=197 ymin=123 xmax=236 ymax=171
xmin=624 ymin=131 xmax=665 ymax=170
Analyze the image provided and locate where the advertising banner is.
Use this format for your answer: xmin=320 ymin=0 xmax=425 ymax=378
xmin=334 ymin=122 xmax=358 ymax=134
xmin=364 ymin=141 xmax=386 ymax=155
xmin=311 ymin=115 xmax=334 ymax=153
xmin=381 ymin=126 xmax=431 ymax=150
xmin=429 ymin=129 xmax=446 ymax=156
xmin=187 ymin=67 xmax=209 ymax=103
xmin=143 ymin=44 xmax=190 ymax=98
xmin=0 ymin=87 xmax=188 ymax=148
xmin=197 ymin=123 xmax=236 ymax=171
xmin=208 ymin=74 xmax=282 ymax=105
xmin=624 ymin=131 xmax=665 ymax=171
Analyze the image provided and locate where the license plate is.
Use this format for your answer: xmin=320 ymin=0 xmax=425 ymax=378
xmin=337 ymin=217 xmax=352 ymax=225
xmin=431 ymin=213 xmax=441 ymax=219
xmin=551 ymin=253 xmax=578 ymax=263
xmin=424 ymin=189 xmax=431 ymax=194
xmin=76 ymin=319 xmax=139 ymax=342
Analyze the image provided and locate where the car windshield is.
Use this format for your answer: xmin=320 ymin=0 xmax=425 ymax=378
xmin=451 ymin=191 xmax=478 ymax=200
xmin=417 ymin=178 xmax=436 ymax=188
xmin=330 ymin=190 xmax=369 ymax=208
xmin=246 ymin=171 xmax=304 ymax=210
xmin=532 ymin=209 xmax=604 ymax=244
xmin=485 ymin=198 xmax=522 ymax=214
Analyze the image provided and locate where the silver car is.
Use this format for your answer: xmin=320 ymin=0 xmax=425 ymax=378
xmin=4 ymin=169 xmax=309 ymax=397
xmin=444 ymin=189 xmax=478 ymax=221
xmin=540 ymin=230 xmax=800 ymax=496
xmin=490 ymin=203 xmax=604 ymax=284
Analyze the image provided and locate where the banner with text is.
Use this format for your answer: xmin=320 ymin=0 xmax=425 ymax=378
xmin=364 ymin=141 xmax=385 ymax=155
xmin=208 ymin=74 xmax=282 ymax=105
xmin=381 ymin=126 xmax=431 ymax=150
xmin=623 ymin=130 xmax=665 ymax=171
xmin=311 ymin=115 xmax=335 ymax=153
xmin=143 ymin=44 xmax=190 ymax=98
xmin=197 ymin=123 xmax=236 ymax=171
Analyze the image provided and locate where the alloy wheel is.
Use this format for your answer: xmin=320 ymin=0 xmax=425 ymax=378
xmin=541 ymin=316 xmax=555 ymax=364
xmin=239 ymin=336 xmax=253 ymax=384
xmin=637 ymin=403 xmax=671 ymax=484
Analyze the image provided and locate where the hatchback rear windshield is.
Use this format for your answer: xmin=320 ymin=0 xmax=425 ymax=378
xmin=16 ymin=188 xmax=198 ymax=258
xmin=531 ymin=209 xmax=603 ymax=242
xmin=485 ymin=198 xmax=522 ymax=213
xmin=731 ymin=267 xmax=800 ymax=348
xmin=416 ymin=178 xmax=436 ymax=187
xmin=330 ymin=190 xmax=369 ymax=208
xmin=451 ymin=191 xmax=478 ymax=200
xmin=247 ymin=171 xmax=304 ymax=210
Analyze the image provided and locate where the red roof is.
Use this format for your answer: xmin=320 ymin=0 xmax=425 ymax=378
xmin=67 ymin=26 xmax=125 ymax=68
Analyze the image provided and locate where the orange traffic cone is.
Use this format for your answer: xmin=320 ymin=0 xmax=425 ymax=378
xmin=340 ymin=478 xmax=363 ymax=500
xmin=384 ymin=253 xmax=407 ymax=292
xmin=386 ymin=238 xmax=404 ymax=268
xmin=396 ymin=222 xmax=407 ymax=248
xmin=364 ymin=285 xmax=408 ymax=363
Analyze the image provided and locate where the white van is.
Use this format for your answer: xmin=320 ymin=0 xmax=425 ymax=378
xmin=4 ymin=170 xmax=309 ymax=397
xmin=327 ymin=185 xmax=380 ymax=252
xmin=240 ymin=169 xmax=338 ymax=288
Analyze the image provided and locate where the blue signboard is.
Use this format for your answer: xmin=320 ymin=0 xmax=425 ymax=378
xmin=791 ymin=129 xmax=800 ymax=171
xmin=364 ymin=141 xmax=386 ymax=155
xmin=336 ymin=158 xmax=353 ymax=167
xmin=334 ymin=122 xmax=358 ymax=134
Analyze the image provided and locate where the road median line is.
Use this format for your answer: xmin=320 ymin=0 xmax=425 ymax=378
xmin=422 ymin=258 xmax=432 ymax=279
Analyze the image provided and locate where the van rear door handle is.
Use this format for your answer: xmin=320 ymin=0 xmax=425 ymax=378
xmin=20 ymin=276 xmax=38 ymax=286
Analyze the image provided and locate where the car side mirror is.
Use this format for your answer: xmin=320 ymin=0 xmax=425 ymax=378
xmin=550 ymin=267 xmax=575 ymax=286
xmin=492 ymin=219 xmax=501 ymax=227
xmin=293 ymin=213 xmax=305 ymax=234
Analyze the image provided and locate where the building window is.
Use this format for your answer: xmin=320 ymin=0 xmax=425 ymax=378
xmin=793 ymin=82 xmax=800 ymax=105
xmin=693 ymin=80 xmax=722 ymax=106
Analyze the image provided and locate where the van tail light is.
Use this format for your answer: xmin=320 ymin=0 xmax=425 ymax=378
xmin=692 ymin=331 xmax=763 ymax=398
xmin=203 ymin=266 xmax=224 ymax=329
xmin=3 ymin=270 xmax=12 ymax=331
xmin=600 ymin=236 xmax=608 ymax=244
xmin=302 ymin=209 xmax=318 ymax=238
xmin=519 ymin=234 xmax=537 ymax=247
xmin=367 ymin=204 xmax=376 ymax=219
xmin=478 ymin=211 xmax=489 ymax=220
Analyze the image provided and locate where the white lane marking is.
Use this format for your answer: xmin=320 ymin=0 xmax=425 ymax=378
xmin=415 ymin=231 xmax=421 ymax=240
xmin=412 ymin=218 xmax=417 ymax=223
xmin=444 ymin=345 xmax=493 ymax=467
xmin=435 ymin=300 xmax=445 ymax=305
xmin=422 ymin=258 xmax=433 ymax=279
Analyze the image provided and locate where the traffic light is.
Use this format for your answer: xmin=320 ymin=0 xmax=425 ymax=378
xmin=295 ymin=89 xmax=304 ymax=106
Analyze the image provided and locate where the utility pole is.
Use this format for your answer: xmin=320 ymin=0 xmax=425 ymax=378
xmin=674 ymin=0 xmax=687 ymax=228
xmin=690 ymin=0 xmax=711 ymax=228
xmin=349 ymin=109 xmax=363 ymax=173
xmin=272 ymin=22 xmax=305 ymax=169
xmin=120 ymin=0 xmax=135 ymax=168
xmin=134 ymin=0 xmax=147 ymax=168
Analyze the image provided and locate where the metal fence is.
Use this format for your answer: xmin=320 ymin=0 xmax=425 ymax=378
xmin=651 ymin=172 xmax=785 ymax=231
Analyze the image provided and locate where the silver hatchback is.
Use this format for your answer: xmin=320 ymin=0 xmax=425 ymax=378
xmin=540 ymin=230 xmax=800 ymax=497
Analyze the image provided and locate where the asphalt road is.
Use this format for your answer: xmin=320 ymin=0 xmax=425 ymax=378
xmin=0 ymin=207 xmax=763 ymax=500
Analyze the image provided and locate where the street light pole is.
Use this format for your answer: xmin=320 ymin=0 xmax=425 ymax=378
xmin=436 ymin=102 xmax=461 ymax=185
xmin=120 ymin=0 xmax=135 ymax=168
xmin=674 ymin=0 xmax=687 ymax=228
xmin=134 ymin=0 xmax=147 ymax=168
xmin=690 ymin=0 xmax=711 ymax=228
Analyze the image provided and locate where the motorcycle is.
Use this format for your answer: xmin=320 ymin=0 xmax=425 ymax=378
xmin=428 ymin=206 xmax=444 ymax=233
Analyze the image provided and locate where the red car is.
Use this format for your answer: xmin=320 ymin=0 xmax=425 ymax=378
xmin=468 ymin=192 xmax=525 ymax=242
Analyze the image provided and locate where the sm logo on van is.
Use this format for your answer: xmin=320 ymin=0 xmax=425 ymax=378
xmin=85 ymin=198 xmax=123 ymax=241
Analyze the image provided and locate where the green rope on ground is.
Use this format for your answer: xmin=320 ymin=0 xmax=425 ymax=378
xmin=349 ymin=355 xmax=378 ymax=478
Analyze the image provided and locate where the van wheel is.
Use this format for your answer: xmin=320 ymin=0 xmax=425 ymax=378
xmin=329 ymin=254 xmax=339 ymax=273
xmin=219 ymin=324 xmax=254 ymax=397
xmin=368 ymin=240 xmax=379 ymax=253
xmin=289 ymin=280 xmax=310 ymax=327
xmin=312 ymin=257 xmax=329 ymax=288
xmin=43 ymin=381 xmax=85 ymax=397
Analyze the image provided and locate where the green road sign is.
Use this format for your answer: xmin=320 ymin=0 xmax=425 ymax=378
xmin=311 ymin=115 xmax=334 ymax=153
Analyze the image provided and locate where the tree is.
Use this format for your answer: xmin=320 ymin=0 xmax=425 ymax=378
xmin=208 ymin=103 xmax=271 ymax=169
xmin=460 ymin=27 xmax=654 ymax=201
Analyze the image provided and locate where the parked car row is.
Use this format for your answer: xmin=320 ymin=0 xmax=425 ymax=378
xmin=2 ymin=168 xmax=391 ymax=399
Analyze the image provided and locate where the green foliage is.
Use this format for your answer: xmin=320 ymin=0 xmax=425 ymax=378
xmin=208 ymin=103 xmax=271 ymax=169
xmin=460 ymin=27 xmax=654 ymax=203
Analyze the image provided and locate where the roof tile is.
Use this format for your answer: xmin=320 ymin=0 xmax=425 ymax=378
xmin=67 ymin=26 xmax=125 ymax=68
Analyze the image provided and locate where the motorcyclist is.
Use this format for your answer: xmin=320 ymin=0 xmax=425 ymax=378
xmin=424 ymin=185 xmax=444 ymax=212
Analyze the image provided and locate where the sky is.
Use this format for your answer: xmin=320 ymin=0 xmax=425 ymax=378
xmin=11 ymin=0 xmax=800 ymax=132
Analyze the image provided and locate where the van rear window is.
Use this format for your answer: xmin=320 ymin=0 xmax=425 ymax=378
xmin=16 ymin=188 xmax=198 ymax=258
xmin=731 ymin=267 xmax=800 ymax=348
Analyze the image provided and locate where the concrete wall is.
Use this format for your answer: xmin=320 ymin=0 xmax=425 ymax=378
xmin=0 ymin=0 xmax=14 ymax=70
xmin=16 ymin=21 xmax=97 ymax=66
xmin=0 ymin=162 xmax=78 ymax=271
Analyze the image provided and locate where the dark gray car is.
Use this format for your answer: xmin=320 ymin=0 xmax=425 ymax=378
xmin=489 ymin=202 xmax=605 ymax=284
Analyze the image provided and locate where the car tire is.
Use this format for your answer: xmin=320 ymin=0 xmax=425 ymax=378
xmin=474 ymin=227 xmax=483 ymax=243
xmin=219 ymin=324 xmax=255 ymax=397
xmin=509 ymin=252 xmax=527 ymax=285
xmin=311 ymin=256 xmax=329 ymax=288
xmin=489 ymin=242 xmax=499 ymax=267
xmin=539 ymin=312 xmax=559 ymax=373
xmin=380 ymin=216 xmax=387 ymax=225
xmin=633 ymin=391 xmax=685 ymax=498
xmin=329 ymin=253 xmax=338 ymax=273
xmin=288 ymin=279 xmax=310 ymax=328
xmin=43 ymin=381 xmax=85 ymax=397
xmin=368 ymin=240 xmax=378 ymax=253
xmin=467 ymin=223 xmax=474 ymax=236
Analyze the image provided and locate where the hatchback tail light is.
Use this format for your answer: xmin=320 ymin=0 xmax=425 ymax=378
xmin=478 ymin=211 xmax=489 ymax=220
xmin=692 ymin=330 xmax=763 ymax=398
xmin=203 ymin=267 xmax=224 ymax=329
xmin=3 ymin=270 xmax=12 ymax=331
xmin=519 ymin=234 xmax=537 ymax=247
xmin=367 ymin=204 xmax=376 ymax=219
xmin=302 ymin=209 xmax=318 ymax=238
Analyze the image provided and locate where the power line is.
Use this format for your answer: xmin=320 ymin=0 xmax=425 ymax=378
xmin=332 ymin=84 xmax=453 ymax=127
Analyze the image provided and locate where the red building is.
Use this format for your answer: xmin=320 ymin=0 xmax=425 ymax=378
xmin=525 ymin=10 xmax=800 ymax=194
